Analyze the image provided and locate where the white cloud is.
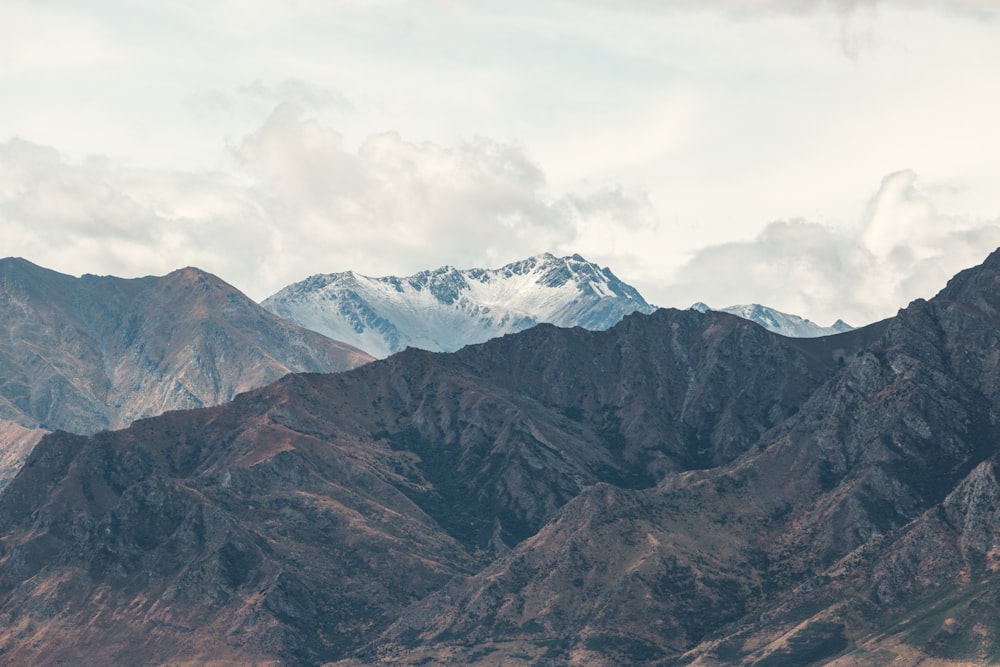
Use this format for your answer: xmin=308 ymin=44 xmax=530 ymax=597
xmin=0 ymin=109 xmax=653 ymax=300
xmin=0 ymin=138 xmax=275 ymax=289
xmin=228 ymin=103 xmax=568 ymax=271
xmin=2 ymin=120 xmax=997 ymax=331
xmin=1 ymin=0 xmax=997 ymax=326
xmin=660 ymin=170 xmax=1000 ymax=326
xmin=227 ymin=104 xmax=657 ymax=282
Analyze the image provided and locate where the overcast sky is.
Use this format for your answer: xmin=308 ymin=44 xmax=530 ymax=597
xmin=2 ymin=0 xmax=999 ymax=327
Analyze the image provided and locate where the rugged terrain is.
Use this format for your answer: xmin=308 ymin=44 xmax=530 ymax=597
xmin=0 ymin=257 xmax=372 ymax=436
xmin=261 ymin=253 xmax=655 ymax=357
xmin=0 ymin=420 xmax=46 ymax=491
xmin=3 ymin=250 xmax=1000 ymax=665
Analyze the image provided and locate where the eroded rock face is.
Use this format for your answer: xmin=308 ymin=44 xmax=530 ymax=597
xmin=0 ymin=420 xmax=46 ymax=490
xmin=5 ymin=250 xmax=1000 ymax=665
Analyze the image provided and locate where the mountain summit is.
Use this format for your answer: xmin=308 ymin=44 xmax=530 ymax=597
xmin=261 ymin=253 xmax=655 ymax=357
xmin=0 ymin=258 xmax=372 ymax=436
xmin=691 ymin=301 xmax=853 ymax=337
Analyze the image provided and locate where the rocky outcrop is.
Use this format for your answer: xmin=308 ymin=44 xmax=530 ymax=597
xmin=0 ymin=420 xmax=47 ymax=490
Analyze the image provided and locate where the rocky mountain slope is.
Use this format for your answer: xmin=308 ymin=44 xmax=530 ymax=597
xmin=0 ymin=257 xmax=372 ymax=438
xmin=0 ymin=420 xmax=46 ymax=491
xmin=4 ymin=250 xmax=1000 ymax=665
xmin=691 ymin=302 xmax=853 ymax=337
xmin=261 ymin=253 xmax=655 ymax=357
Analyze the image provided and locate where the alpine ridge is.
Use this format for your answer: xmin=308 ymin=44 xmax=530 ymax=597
xmin=261 ymin=253 xmax=655 ymax=358
xmin=3 ymin=250 xmax=1000 ymax=665
xmin=690 ymin=302 xmax=853 ymax=337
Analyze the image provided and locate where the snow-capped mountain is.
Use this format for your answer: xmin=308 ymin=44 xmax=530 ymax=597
xmin=262 ymin=253 xmax=655 ymax=358
xmin=690 ymin=301 xmax=853 ymax=337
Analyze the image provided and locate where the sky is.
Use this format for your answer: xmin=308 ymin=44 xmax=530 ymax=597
xmin=2 ymin=0 xmax=1000 ymax=327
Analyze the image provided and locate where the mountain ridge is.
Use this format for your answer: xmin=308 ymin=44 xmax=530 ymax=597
xmin=0 ymin=302 xmax=856 ymax=664
xmin=261 ymin=253 xmax=656 ymax=358
xmin=0 ymin=257 xmax=372 ymax=437
xmin=3 ymin=250 xmax=1000 ymax=664
xmin=690 ymin=301 xmax=853 ymax=338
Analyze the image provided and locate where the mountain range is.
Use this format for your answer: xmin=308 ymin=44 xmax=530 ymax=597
xmin=3 ymin=249 xmax=1000 ymax=664
xmin=690 ymin=302 xmax=853 ymax=338
xmin=261 ymin=253 xmax=656 ymax=358
xmin=0 ymin=252 xmax=843 ymax=490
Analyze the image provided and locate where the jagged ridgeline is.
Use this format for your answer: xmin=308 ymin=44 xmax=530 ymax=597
xmin=263 ymin=253 xmax=854 ymax=359
xmin=691 ymin=301 xmax=854 ymax=338
xmin=261 ymin=253 xmax=655 ymax=358
xmin=3 ymin=250 xmax=1000 ymax=665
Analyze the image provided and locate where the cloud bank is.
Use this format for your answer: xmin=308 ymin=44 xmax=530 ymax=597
xmin=661 ymin=170 xmax=1000 ymax=326
xmin=4 ymin=106 xmax=996 ymax=329
xmin=0 ymin=106 xmax=654 ymax=301
xmin=2 ymin=2 xmax=998 ymax=333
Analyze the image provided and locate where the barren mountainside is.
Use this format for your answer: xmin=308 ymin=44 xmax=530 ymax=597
xmin=0 ymin=257 xmax=372 ymax=437
xmin=3 ymin=250 xmax=1000 ymax=665
xmin=0 ymin=420 xmax=46 ymax=491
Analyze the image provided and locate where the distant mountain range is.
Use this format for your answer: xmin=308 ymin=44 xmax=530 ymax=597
xmin=691 ymin=302 xmax=853 ymax=337
xmin=0 ymin=254 xmax=855 ymax=489
xmin=0 ymin=252 xmax=853 ymax=488
xmin=4 ymin=248 xmax=1000 ymax=664
xmin=262 ymin=253 xmax=656 ymax=358
xmin=0 ymin=257 xmax=372 ymax=437
xmin=262 ymin=254 xmax=853 ymax=358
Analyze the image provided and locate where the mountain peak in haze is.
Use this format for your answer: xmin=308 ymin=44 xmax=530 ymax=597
xmin=690 ymin=301 xmax=854 ymax=337
xmin=0 ymin=258 xmax=373 ymax=436
xmin=262 ymin=253 xmax=655 ymax=358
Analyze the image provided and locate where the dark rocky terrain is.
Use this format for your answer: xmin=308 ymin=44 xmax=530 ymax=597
xmin=3 ymin=250 xmax=1000 ymax=665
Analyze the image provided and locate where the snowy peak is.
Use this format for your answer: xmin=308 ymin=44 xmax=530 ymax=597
xmin=407 ymin=265 xmax=469 ymax=304
xmin=690 ymin=302 xmax=854 ymax=338
xmin=262 ymin=254 xmax=655 ymax=358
